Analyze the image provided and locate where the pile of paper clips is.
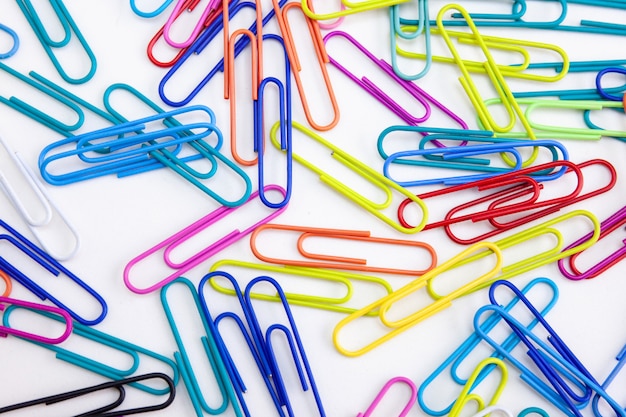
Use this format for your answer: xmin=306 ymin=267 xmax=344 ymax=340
xmin=2 ymin=0 xmax=626 ymax=415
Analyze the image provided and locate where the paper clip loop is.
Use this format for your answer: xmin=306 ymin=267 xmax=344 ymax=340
xmin=356 ymin=376 xmax=417 ymax=417
xmin=250 ymin=224 xmax=437 ymax=275
xmin=448 ymin=357 xmax=508 ymax=417
xmin=0 ymin=23 xmax=19 ymax=59
xmin=301 ymin=0 xmax=409 ymax=21
xmin=16 ymin=0 xmax=97 ymax=84
xmin=270 ymin=121 xmax=428 ymax=234
xmin=0 ymin=270 xmax=10 ymax=297
xmin=130 ymin=0 xmax=175 ymax=17
xmin=163 ymin=0 xmax=222 ymax=48
xmin=0 ymin=296 xmax=72 ymax=344
xmin=124 ymin=185 xmax=287 ymax=294
xmin=0 ymin=219 xmax=106 ymax=326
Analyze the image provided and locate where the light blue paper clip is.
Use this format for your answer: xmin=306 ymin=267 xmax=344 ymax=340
xmin=389 ymin=0 xmax=432 ymax=80
xmin=0 ymin=23 xmax=19 ymax=59
xmin=130 ymin=0 xmax=175 ymax=17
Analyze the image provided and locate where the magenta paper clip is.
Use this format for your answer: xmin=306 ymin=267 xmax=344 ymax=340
xmin=0 ymin=296 xmax=72 ymax=344
xmin=124 ymin=185 xmax=287 ymax=294
xmin=356 ymin=376 xmax=417 ymax=417
xmin=323 ymin=30 xmax=467 ymax=129
xmin=163 ymin=0 xmax=222 ymax=48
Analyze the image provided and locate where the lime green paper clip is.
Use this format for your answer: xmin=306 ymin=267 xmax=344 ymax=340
xmin=269 ymin=121 xmax=428 ymax=233
xmin=449 ymin=357 xmax=508 ymax=417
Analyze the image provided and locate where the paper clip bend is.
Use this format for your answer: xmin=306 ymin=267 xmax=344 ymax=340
xmin=449 ymin=357 xmax=508 ymax=417
xmin=0 ymin=270 xmax=10 ymax=297
xmin=0 ymin=23 xmax=19 ymax=59
xmin=130 ymin=0 xmax=175 ymax=17
xmin=595 ymin=67 xmax=626 ymax=102
xmin=0 ymin=372 xmax=176 ymax=416
xmin=356 ymin=376 xmax=417 ymax=417
xmin=163 ymin=0 xmax=221 ymax=48
xmin=16 ymin=0 xmax=97 ymax=84
xmin=0 ymin=296 xmax=73 ymax=344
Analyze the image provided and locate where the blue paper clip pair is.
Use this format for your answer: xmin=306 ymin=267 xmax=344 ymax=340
xmin=0 ymin=23 xmax=19 ymax=59
xmin=199 ymin=272 xmax=326 ymax=417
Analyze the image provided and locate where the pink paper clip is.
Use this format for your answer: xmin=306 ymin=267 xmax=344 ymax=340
xmin=0 ymin=296 xmax=73 ymax=344
xmin=124 ymin=185 xmax=287 ymax=294
xmin=163 ymin=0 xmax=222 ymax=48
xmin=356 ymin=376 xmax=417 ymax=417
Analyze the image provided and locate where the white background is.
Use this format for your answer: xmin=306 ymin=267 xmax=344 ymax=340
xmin=2 ymin=1 xmax=626 ymax=416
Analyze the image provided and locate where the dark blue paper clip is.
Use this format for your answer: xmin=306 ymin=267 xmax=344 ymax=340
xmin=255 ymin=34 xmax=292 ymax=209
xmin=0 ymin=372 xmax=176 ymax=416
xmin=16 ymin=0 xmax=97 ymax=84
xmin=2 ymin=306 xmax=179 ymax=396
xmin=0 ymin=23 xmax=19 ymax=59
xmin=199 ymin=271 xmax=286 ymax=417
xmin=160 ymin=277 xmax=241 ymax=416
xmin=0 ymin=219 xmax=106 ymax=326
xmin=158 ymin=0 xmax=286 ymax=107
xmin=130 ymin=0 xmax=175 ymax=17
xmin=417 ymin=277 xmax=559 ymax=416
xmin=244 ymin=276 xmax=326 ymax=417
xmin=592 ymin=343 xmax=626 ymax=417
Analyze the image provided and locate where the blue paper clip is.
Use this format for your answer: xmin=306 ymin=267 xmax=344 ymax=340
xmin=596 ymin=67 xmax=626 ymax=102
xmin=592 ymin=342 xmax=626 ymax=417
xmin=1 ymin=306 xmax=179 ymax=396
xmin=158 ymin=0 xmax=286 ymax=107
xmin=0 ymin=23 xmax=19 ymax=59
xmin=130 ymin=0 xmax=175 ymax=17
xmin=161 ymin=277 xmax=241 ymax=416
xmin=0 ymin=219 xmax=106 ymax=326
xmin=244 ymin=276 xmax=326 ymax=417
xmin=16 ymin=0 xmax=97 ymax=84
xmin=389 ymin=1 xmax=432 ymax=80
xmin=418 ymin=277 xmax=559 ymax=416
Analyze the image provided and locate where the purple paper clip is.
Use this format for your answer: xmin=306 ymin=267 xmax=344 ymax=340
xmin=0 ymin=296 xmax=73 ymax=344
xmin=558 ymin=205 xmax=626 ymax=280
xmin=356 ymin=376 xmax=417 ymax=417
xmin=124 ymin=184 xmax=287 ymax=294
xmin=323 ymin=30 xmax=467 ymax=130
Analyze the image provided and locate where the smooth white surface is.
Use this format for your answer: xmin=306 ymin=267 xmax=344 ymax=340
xmin=1 ymin=1 xmax=626 ymax=416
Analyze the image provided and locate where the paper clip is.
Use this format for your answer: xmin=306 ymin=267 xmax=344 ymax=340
xmin=0 ymin=270 xmax=10 ymax=297
xmin=448 ymin=357 xmax=508 ymax=417
xmin=244 ymin=276 xmax=326 ymax=417
xmin=596 ymin=67 xmax=626 ymax=102
xmin=124 ymin=185 xmax=287 ymax=294
xmin=131 ymin=0 xmax=175 ymax=17
xmin=592 ymin=342 xmax=626 ymax=417
xmin=16 ymin=0 xmax=97 ymax=84
xmin=518 ymin=407 xmax=549 ymax=417
xmin=0 ymin=219 xmax=107 ymax=326
xmin=418 ymin=277 xmax=559 ymax=416
xmin=209 ymin=259 xmax=394 ymax=315
xmin=307 ymin=0 xmax=346 ymax=29
xmin=0 ymin=296 xmax=72 ymax=344
xmin=1 ymin=306 xmax=179 ymax=396
xmin=250 ymin=224 xmax=437 ymax=276
xmin=0 ymin=23 xmax=19 ymax=59
xmin=324 ymin=30 xmax=465 ymax=129
xmin=301 ymin=0 xmax=409 ymax=21
xmin=333 ymin=241 xmax=502 ymax=357
xmin=161 ymin=277 xmax=241 ymax=416
xmin=0 ymin=372 xmax=176 ymax=416
xmin=270 ymin=121 xmax=428 ymax=234
xmin=388 ymin=1 xmax=432 ymax=80
xmin=558 ymin=205 xmax=626 ymax=280
xmin=163 ymin=0 xmax=222 ymax=48
xmin=356 ymin=376 xmax=417 ymax=417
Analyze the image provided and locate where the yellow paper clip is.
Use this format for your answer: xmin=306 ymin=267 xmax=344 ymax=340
xmin=449 ymin=358 xmax=508 ymax=417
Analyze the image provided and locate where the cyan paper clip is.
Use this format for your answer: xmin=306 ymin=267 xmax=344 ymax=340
xmin=124 ymin=185 xmax=287 ymax=294
xmin=0 ymin=219 xmax=106 ymax=326
xmin=0 ymin=295 xmax=73 ymax=344
xmin=389 ymin=1 xmax=432 ymax=81
xmin=0 ymin=23 xmax=19 ymax=59
xmin=418 ymin=277 xmax=559 ymax=416
xmin=0 ymin=373 xmax=176 ymax=416
xmin=161 ymin=277 xmax=240 ymax=416
xmin=130 ymin=0 xmax=175 ymax=17
xmin=16 ymin=0 xmax=97 ymax=84
xmin=356 ymin=376 xmax=417 ymax=417
xmin=1 ymin=306 xmax=179 ymax=396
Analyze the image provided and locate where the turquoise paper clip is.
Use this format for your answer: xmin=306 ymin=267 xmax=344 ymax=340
xmin=0 ymin=23 xmax=19 ymax=59
xmin=161 ymin=277 xmax=241 ymax=417
xmin=389 ymin=0 xmax=432 ymax=80
xmin=16 ymin=0 xmax=97 ymax=84
xmin=2 ymin=306 xmax=179 ymax=396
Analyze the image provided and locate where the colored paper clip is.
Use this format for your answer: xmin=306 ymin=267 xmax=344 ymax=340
xmin=596 ymin=67 xmax=626 ymax=102
xmin=0 ymin=373 xmax=176 ymax=416
xmin=0 ymin=23 xmax=19 ymax=59
xmin=270 ymin=121 xmax=428 ymax=234
xmin=1 ymin=306 xmax=179 ymax=396
xmin=388 ymin=1 xmax=432 ymax=80
xmin=124 ymin=185 xmax=287 ymax=294
xmin=558 ymin=205 xmax=626 ymax=280
xmin=161 ymin=277 xmax=241 ymax=416
xmin=0 ymin=135 xmax=79 ymax=260
xmin=448 ymin=357 xmax=508 ymax=417
xmin=418 ymin=277 xmax=559 ymax=416
xmin=255 ymin=35 xmax=292 ymax=209
xmin=163 ymin=0 xmax=222 ymax=48
xmin=0 ymin=219 xmax=107 ymax=326
xmin=301 ymin=0 xmax=409 ymax=21
xmin=131 ymin=0 xmax=175 ymax=17
xmin=324 ymin=30 xmax=466 ymax=129
xmin=307 ymin=0 xmax=346 ymax=29
xmin=0 ymin=270 xmax=10 ymax=297
xmin=250 ymin=224 xmax=437 ymax=275
xmin=244 ymin=276 xmax=326 ymax=417
xmin=159 ymin=0 xmax=284 ymax=107
xmin=356 ymin=376 xmax=417 ymax=417
xmin=0 ymin=296 xmax=72 ymax=344
xmin=592 ymin=342 xmax=626 ymax=417
xmin=333 ymin=241 xmax=502 ymax=357
xmin=198 ymin=271 xmax=286 ymax=417
xmin=273 ymin=1 xmax=339 ymax=131
xmin=208 ymin=259 xmax=394 ymax=315
xmin=16 ymin=0 xmax=97 ymax=84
